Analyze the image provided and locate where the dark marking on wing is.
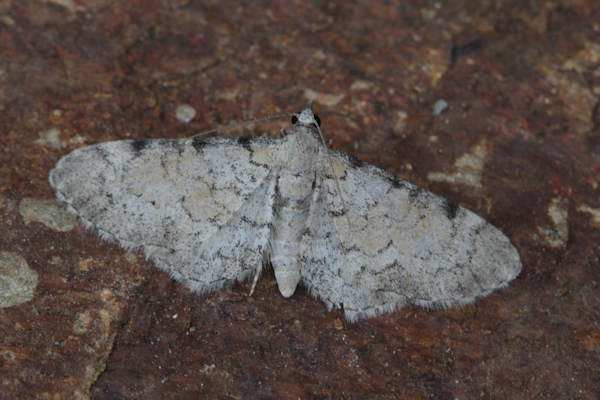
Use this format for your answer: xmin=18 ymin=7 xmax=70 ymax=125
xmin=389 ymin=175 xmax=406 ymax=189
xmin=443 ymin=199 xmax=459 ymax=219
xmin=191 ymin=137 xmax=208 ymax=153
xmin=408 ymin=186 xmax=430 ymax=208
xmin=130 ymin=139 xmax=150 ymax=156
xmin=105 ymin=192 xmax=114 ymax=206
xmin=156 ymin=138 xmax=185 ymax=155
xmin=346 ymin=154 xmax=364 ymax=169
xmin=409 ymin=186 xmax=423 ymax=200
xmin=237 ymin=136 xmax=253 ymax=152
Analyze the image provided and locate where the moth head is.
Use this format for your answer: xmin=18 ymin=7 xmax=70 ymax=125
xmin=291 ymin=101 xmax=321 ymax=127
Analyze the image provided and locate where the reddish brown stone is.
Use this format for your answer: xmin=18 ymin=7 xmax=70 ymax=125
xmin=1 ymin=0 xmax=599 ymax=398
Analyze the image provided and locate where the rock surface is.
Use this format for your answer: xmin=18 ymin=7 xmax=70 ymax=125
xmin=1 ymin=1 xmax=599 ymax=398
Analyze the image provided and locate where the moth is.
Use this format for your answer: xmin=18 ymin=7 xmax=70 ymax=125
xmin=49 ymin=103 xmax=521 ymax=321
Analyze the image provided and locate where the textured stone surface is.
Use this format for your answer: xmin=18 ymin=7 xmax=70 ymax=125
xmin=19 ymin=197 xmax=77 ymax=232
xmin=0 ymin=252 xmax=38 ymax=308
xmin=1 ymin=0 xmax=599 ymax=398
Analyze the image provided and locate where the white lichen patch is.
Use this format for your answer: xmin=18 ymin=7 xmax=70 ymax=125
xmin=538 ymin=197 xmax=569 ymax=247
xmin=577 ymin=204 xmax=600 ymax=227
xmin=350 ymin=80 xmax=374 ymax=90
xmin=48 ymin=0 xmax=76 ymax=12
xmin=432 ymin=99 xmax=448 ymax=115
xmin=175 ymin=104 xmax=197 ymax=123
xmin=422 ymin=47 xmax=448 ymax=87
xmin=394 ymin=110 xmax=408 ymax=133
xmin=303 ymin=88 xmax=344 ymax=106
xmin=73 ymin=310 xmax=93 ymax=335
xmin=427 ymin=140 xmax=488 ymax=188
xmin=19 ymin=197 xmax=77 ymax=232
xmin=0 ymin=252 xmax=38 ymax=308
xmin=35 ymin=128 xmax=65 ymax=149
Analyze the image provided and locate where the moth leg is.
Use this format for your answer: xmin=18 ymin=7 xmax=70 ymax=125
xmin=280 ymin=128 xmax=287 ymax=138
xmin=248 ymin=261 xmax=261 ymax=296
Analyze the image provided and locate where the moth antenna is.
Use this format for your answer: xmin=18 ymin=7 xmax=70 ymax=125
xmin=190 ymin=113 xmax=294 ymax=138
xmin=314 ymin=121 xmax=353 ymax=233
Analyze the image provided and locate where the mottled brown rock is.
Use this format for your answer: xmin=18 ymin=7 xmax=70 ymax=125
xmin=1 ymin=0 xmax=599 ymax=399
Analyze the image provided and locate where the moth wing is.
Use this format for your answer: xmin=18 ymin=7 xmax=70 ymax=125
xmin=49 ymin=136 xmax=281 ymax=293
xmin=300 ymin=151 xmax=522 ymax=321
